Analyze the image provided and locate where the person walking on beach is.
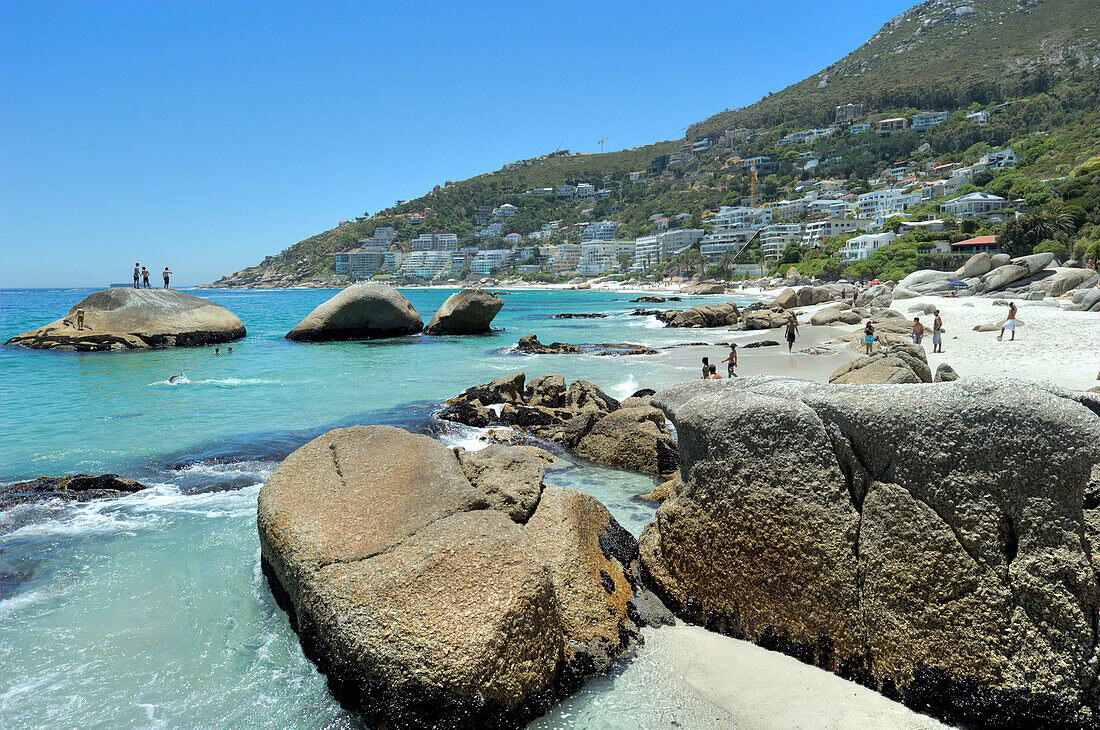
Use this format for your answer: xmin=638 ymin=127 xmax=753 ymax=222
xmin=133 ymin=263 xmax=141 ymax=288
xmin=721 ymin=344 xmax=738 ymax=378
xmin=701 ymin=356 xmax=710 ymax=380
xmin=863 ymin=320 xmax=875 ymax=355
xmin=141 ymin=267 xmax=150 ymax=288
xmin=932 ymin=310 xmax=944 ymax=353
xmin=998 ymin=302 xmax=1018 ymax=341
xmin=912 ymin=317 xmax=924 ymax=345
xmin=162 ymin=267 xmax=172 ymax=289
xmin=785 ymin=316 xmax=799 ymax=353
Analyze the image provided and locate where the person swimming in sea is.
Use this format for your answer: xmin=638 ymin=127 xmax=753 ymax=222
xmin=168 ymin=373 xmax=186 ymax=384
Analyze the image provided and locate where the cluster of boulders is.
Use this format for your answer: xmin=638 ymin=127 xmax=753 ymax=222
xmin=258 ymin=425 xmax=664 ymax=729
xmin=630 ymin=300 xmax=801 ymax=331
xmin=641 ymin=377 xmax=1100 ymax=725
xmin=895 ymin=252 xmax=1100 ymax=304
xmin=515 ymin=335 xmax=656 ymax=356
xmin=6 ymin=288 xmax=247 ymax=351
xmin=437 ymin=372 xmax=678 ymax=476
xmin=1 ymin=473 xmax=147 ymax=509
xmin=286 ymin=284 xmax=503 ymax=341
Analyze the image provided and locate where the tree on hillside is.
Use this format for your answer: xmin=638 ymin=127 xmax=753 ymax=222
xmin=997 ymin=207 xmax=1076 ymax=257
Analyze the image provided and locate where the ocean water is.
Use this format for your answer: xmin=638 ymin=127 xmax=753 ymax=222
xmin=0 ymin=286 xmax=760 ymax=728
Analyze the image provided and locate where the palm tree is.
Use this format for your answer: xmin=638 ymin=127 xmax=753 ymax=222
xmin=998 ymin=205 xmax=1075 ymax=256
xmin=678 ymin=249 xmax=704 ymax=280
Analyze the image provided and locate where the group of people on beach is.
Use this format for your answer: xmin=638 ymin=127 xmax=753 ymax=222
xmin=134 ymin=263 xmax=172 ymax=289
xmin=908 ymin=310 xmax=945 ymax=353
xmin=701 ymin=347 xmax=738 ymax=380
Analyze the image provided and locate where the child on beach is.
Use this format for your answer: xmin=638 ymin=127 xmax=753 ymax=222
xmin=701 ymin=357 xmax=710 ymax=379
xmin=721 ymin=344 xmax=738 ymax=378
xmin=864 ymin=320 xmax=875 ymax=354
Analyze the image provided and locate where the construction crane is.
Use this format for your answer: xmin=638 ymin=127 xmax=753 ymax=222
xmin=598 ymin=133 xmax=616 ymax=153
xmin=749 ymin=165 xmax=759 ymax=207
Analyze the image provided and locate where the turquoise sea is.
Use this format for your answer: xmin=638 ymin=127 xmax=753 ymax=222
xmin=0 ymin=286 xmax=759 ymax=728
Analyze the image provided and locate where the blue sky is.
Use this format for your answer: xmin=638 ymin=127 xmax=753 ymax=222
xmin=1 ymin=0 xmax=914 ymax=288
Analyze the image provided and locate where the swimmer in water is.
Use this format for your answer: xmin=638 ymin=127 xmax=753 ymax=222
xmin=168 ymin=373 xmax=186 ymax=384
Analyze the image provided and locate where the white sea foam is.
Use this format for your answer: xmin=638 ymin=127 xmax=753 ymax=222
xmin=609 ymin=374 xmax=640 ymax=399
xmin=174 ymin=459 xmax=275 ymax=481
xmin=146 ymin=377 xmax=279 ymax=388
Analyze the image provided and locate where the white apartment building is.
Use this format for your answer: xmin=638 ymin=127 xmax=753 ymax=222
xmin=807 ymin=198 xmax=857 ymax=219
xmin=764 ymin=199 xmax=808 ymax=222
xmin=581 ymin=220 xmax=621 ymax=242
xmin=410 ymin=233 xmax=459 ymax=251
xmin=700 ymin=228 xmax=762 ymax=262
xmin=398 ymin=250 xmax=451 ymax=279
xmin=477 ymin=222 xmax=504 ymax=238
xmin=966 ymin=110 xmax=990 ymax=125
xmin=710 ymin=206 xmax=772 ymax=228
xmin=632 ymin=229 xmax=705 ymax=271
xmin=470 ymin=249 xmax=509 ymax=276
xmin=857 ymin=189 xmax=908 ymax=219
xmin=803 ymin=218 xmax=871 ymax=245
xmin=383 ymin=250 xmax=403 ymax=273
xmin=577 ymin=241 xmax=634 ymax=274
xmin=548 ymin=243 xmax=582 ymax=273
xmin=840 ymin=232 xmax=896 ymax=261
xmin=555 ymin=185 xmax=576 ymax=199
xmin=877 ymin=117 xmax=908 ymax=134
xmin=760 ymin=224 xmax=805 ymax=260
xmin=493 ymin=203 xmax=517 ymax=218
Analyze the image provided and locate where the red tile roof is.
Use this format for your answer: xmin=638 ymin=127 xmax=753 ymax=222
xmin=951 ymin=235 xmax=998 ymax=247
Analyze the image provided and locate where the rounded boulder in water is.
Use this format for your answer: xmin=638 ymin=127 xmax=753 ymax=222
xmin=424 ymin=288 xmax=504 ymax=335
xmin=285 ymin=283 xmax=422 ymax=341
xmin=5 ymin=287 xmax=245 ymax=351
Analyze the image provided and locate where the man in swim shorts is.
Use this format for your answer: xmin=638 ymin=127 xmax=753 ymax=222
xmin=998 ymin=302 xmax=1018 ymax=341
xmin=785 ymin=316 xmax=799 ymax=353
xmin=932 ymin=310 xmax=943 ymax=353
xmin=912 ymin=317 xmax=924 ymax=345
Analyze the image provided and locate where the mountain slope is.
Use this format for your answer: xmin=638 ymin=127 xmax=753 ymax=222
xmin=210 ymin=0 xmax=1100 ymax=287
xmin=691 ymin=0 xmax=1100 ymax=135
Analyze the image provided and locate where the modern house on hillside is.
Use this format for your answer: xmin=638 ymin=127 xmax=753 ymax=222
xmin=840 ymin=232 xmax=896 ymax=261
xmin=581 ymin=220 xmax=620 ymax=242
xmin=966 ymin=110 xmax=990 ymax=125
xmin=980 ymin=148 xmax=1017 ymax=170
xmin=835 ymin=103 xmax=863 ymax=124
xmin=877 ymin=117 xmax=908 ymax=134
xmin=803 ymin=218 xmax=871 ymax=245
xmin=941 ymin=192 xmax=1008 ymax=219
xmin=910 ymin=111 xmax=949 ymax=131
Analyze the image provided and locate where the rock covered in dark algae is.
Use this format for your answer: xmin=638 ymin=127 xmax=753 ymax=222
xmin=257 ymin=425 xmax=662 ymax=729
xmin=641 ymin=376 xmax=1100 ymax=729
xmin=1 ymin=473 xmax=147 ymax=509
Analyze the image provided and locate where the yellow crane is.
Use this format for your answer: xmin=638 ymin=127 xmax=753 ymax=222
xmin=598 ymin=133 xmax=616 ymax=153
xmin=750 ymin=165 xmax=759 ymax=207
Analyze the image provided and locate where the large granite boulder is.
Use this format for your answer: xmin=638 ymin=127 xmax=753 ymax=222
xmin=830 ymin=341 xmax=931 ymax=384
xmin=1067 ymin=286 xmax=1100 ymax=312
xmin=811 ymin=307 xmax=862 ymax=326
xmin=953 ymin=252 xmax=993 ymax=280
xmin=663 ymin=302 xmax=740 ymax=328
xmin=897 ymin=270 xmax=952 ymax=292
xmin=285 ymin=284 xmax=422 ymax=341
xmin=1044 ymin=269 xmax=1100 ymax=297
xmin=641 ymin=377 xmax=1100 ymax=723
xmin=679 ymin=282 xmax=726 ymax=295
xmin=774 ymin=288 xmax=798 ymax=309
xmin=5 ymin=288 xmax=245 ymax=351
xmin=576 ymin=405 xmax=678 ymax=475
xmin=424 ymin=289 xmax=504 ymax=335
xmin=743 ymin=307 xmax=796 ymax=330
xmin=258 ymin=426 xmax=643 ymax=728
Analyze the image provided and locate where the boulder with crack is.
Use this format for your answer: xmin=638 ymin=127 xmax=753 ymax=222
xmin=258 ymin=425 xmax=651 ymax=729
xmin=640 ymin=377 xmax=1100 ymax=724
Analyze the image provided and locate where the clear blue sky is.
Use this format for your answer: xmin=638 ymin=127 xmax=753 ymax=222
xmin=1 ymin=0 xmax=914 ymax=288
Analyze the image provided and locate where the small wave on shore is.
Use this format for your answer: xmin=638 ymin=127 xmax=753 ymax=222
xmin=610 ymin=373 xmax=640 ymax=399
xmin=147 ymin=377 xmax=280 ymax=388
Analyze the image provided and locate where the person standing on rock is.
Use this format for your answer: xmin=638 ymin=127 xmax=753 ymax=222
xmin=785 ymin=316 xmax=799 ymax=353
xmin=133 ymin=263 xmax=140 ymax=288
xmin=932 ymin=310 xmax=944 ymax=354
xmin=998 ymin=302 xmax=1018 ymax=341
xmin=912 ymin=317 xmax=924 ymax=346
xmin=721 ymin=344 xmax=738 ymax=378
xmin=864 ymin=320 xmax=875 ymax=355
xmin=141 ymin=267 xmax=150 ymax=288
xmin=162 ymin=267 xmax=172 ymax=289
xmin=75 ymin=307 xmax=85 ymax=331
